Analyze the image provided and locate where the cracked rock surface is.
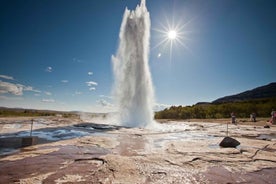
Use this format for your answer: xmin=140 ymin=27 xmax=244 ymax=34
xmin=0 ymin=117 xmax=275 ymax=183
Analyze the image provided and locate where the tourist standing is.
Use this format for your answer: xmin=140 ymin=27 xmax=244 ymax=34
xmin=271 ymin=109 xmax=276 ymax=124
xmin=231 ymin=112 xmax=236 ymax=124
xmin=252 ymin=112 xmax=256 ymax=122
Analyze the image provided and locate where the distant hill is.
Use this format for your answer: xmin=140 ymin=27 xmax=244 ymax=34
xmin=155 ymin=82 xmax=276 ymax=119
xmin=0 ymin=107 xmax=79 ymax=117
xmin=212 ymin=82 xmax=276 ymax=104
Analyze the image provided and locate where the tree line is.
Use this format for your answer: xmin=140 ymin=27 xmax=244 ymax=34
xmin=154 ymin=98 xmax=276 ymax=119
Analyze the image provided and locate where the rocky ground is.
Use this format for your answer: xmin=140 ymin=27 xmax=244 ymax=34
xmin=0 ymin=116 xmax=275 ymax=183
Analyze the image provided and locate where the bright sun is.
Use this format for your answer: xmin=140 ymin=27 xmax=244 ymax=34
xmin=152 ymin=19 xmax=190 ymax=64
xmin=168 ymin=30 xmax=177 ymax=40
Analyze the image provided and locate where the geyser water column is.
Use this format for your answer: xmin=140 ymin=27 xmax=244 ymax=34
xmin=112 ymin=0 xmax=154 ymax=127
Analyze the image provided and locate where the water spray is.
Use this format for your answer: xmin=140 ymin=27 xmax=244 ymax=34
xmin=112 ymin=0 xmax=154 ymax=128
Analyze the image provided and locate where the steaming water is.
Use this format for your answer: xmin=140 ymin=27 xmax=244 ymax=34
xmin=112 ymin=0 xmax=154 ymax=127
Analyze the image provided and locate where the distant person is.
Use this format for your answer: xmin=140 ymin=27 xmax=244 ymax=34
xmin=270 ymin=109 xmax=276 ymax=124
xmin=231 ymin=112 xmax=236 ymax=124
xmin=253 ymin=113 xmax=256 ymax=122
xmin=251 ymin=112 xmax=256 ymax=122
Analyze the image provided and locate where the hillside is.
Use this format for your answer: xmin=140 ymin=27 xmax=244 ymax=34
xmin=212 ymin=82 xmax=276 ymax=104
xmin=155 ymin=82 xmax=276 ymax=119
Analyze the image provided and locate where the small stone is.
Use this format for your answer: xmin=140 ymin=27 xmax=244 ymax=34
xmin=264 ymin=125 xmax=270 ymax=128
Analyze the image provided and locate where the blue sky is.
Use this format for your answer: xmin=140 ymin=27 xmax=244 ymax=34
xmin=0 ymin=0 xmax=275 ymax=112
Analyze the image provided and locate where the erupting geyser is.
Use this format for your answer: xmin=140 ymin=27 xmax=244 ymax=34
xmin=112 ymin=0 xmax=154 ymax=127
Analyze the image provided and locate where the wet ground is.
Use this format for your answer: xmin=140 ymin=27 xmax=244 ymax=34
xmin=0 ymin=117 xmax=275 ymax=183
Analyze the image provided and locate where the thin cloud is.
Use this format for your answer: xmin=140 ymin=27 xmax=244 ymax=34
xmin=45 ymin=91 xmax=52 ymax=96
xmin=45 ymin=66 xmax=53 ymax=72
xmin=0 ymin=75 xmax=14 ymax=80
xmin=88 ymin=72 xmax=93 ymax=76
xmin=41 ymin=99 xmax=55 ymax=103
xmin=89 ymin=87 xmax=96 ymax=91
xmin=73 ymin=58 xmax=82 ymax=63
xmin=0 ymin=95 xmax=23 ymax=100
xmin=75 ymin=91 xmax=82 ymax=95
xmin=23 ymin=85 xmax=41 ymax=93
xmin=99 ymin=95 xmax=113 ymax=99
xmin=61 ymin=80 xmax=69 ymax=83
xmin=86 ymin=81 xmax=98 ymax=86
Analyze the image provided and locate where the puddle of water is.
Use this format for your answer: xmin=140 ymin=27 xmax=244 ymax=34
xmin=0 ymin=148 xmax=19 ymax=156
xmin=0 ymin=122 xmax=120 ymax=156
xmin=1 ymin=129 xmax=91 ymax=141
xmin=73 ymin=123 xmax=121 ymax=131
xmin=208 ymin=144 xmax=220 ymax=149
xmin=256 ymin=134 xmax=276 ymax=141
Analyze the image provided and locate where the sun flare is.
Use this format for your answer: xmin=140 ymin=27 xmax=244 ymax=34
xmin=168 ymin=30 xmax=177 ymax=40
xmin=152 ymin=16 xmax=192 ymax=64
